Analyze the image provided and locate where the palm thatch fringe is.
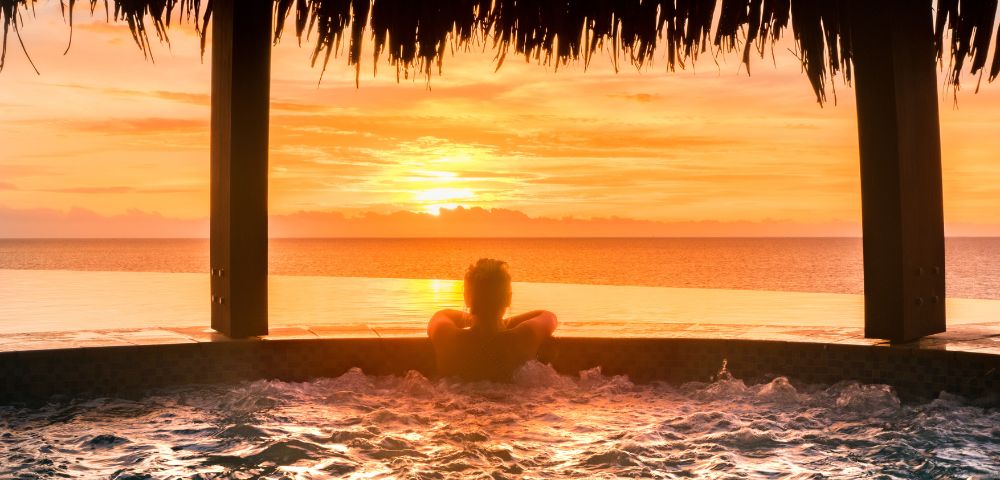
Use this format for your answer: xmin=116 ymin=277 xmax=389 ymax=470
xmin=2 ymin=0 xmax=999 ymax=103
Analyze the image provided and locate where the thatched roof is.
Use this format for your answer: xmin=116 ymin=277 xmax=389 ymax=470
xmin=2 ymin=0 xmax=999 ymax=104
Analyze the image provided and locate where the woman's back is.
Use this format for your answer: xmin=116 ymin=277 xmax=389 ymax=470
xmin=433 ymin=327 xmax=539 ymax=381
xmin=426 ymin=259 xmax=557 ymax=381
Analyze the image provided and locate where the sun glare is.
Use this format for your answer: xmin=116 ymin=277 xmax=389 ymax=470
xmin=414 ymin=188 xmax=474 ymax=215
xmin=415 ymin=188 xmax=474 ymax=203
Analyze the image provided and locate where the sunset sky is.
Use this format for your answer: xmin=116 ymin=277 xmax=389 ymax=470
xmin=1 ymin=2 xmax=999 ymax=237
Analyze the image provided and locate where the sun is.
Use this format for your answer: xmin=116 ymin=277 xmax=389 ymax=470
xmin=415 ymin=188 xmax=474 ymax=215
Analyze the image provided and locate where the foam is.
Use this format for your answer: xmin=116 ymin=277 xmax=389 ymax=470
xmin=0 ymin=362 xmax=997 ymax=478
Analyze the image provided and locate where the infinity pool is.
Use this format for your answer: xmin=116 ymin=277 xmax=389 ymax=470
xmin=5 ymin=269 xmax=1000 ymax=336
xmin=1 ymin=363 xmax=997 ymax=478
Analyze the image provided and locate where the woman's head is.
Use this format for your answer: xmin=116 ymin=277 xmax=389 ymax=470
xmin=464 ymin=258 xmax=512 ymax=322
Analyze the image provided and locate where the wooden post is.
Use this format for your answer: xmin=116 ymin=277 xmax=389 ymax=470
xmin=210 ymin=0 xmax=271 ymax=338
xmin=850 ymin=0 xmax=946 ymax=342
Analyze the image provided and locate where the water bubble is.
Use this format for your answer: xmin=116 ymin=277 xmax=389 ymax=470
xmin=2 ymin=364 xmax=997 ymax=478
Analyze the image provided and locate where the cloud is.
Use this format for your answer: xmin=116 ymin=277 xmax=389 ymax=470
xmin=148 ymin=90 xmax=209 ymax=106
xmin=0 ymin=205 xmax=207 ymax=238
xmin=4 ymin=24 xmax=999 ymax=231
xmin=0 ymin=204 xmax=865 ymax=238
xmin=38 ymin=186 xmax=197 ymax=194
xmin=4 ymin=204 xmax=998 ymax=238
xmin=612 ymin=93 xmax=662 ymax=103
xmin=65 ymin=117 xmax=208 ymax=134
xmin=55 ymin=84 xmax=334 ymax=112
xmin=41 ymin=186 xmax=132 ymax=194
xmin=268 ymin=206 xmax=868 ymax=237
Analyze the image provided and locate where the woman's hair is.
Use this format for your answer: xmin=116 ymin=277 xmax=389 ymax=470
xmin=464 ymin=258 xmax=512 ymax=319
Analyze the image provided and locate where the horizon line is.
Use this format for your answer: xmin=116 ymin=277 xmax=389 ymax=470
xmin=3 ymin=235 xmax=1000 ymax=240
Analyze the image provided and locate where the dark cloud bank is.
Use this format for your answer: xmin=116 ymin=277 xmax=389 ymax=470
xmin=9 ymin=204 xmax=995 ymax=238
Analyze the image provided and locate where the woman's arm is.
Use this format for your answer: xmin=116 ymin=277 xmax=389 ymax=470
xmin=504 ymin=310 xmax=549 ymax=329
xmin=506 ymin=310 xmax=558 ymax=340
xmin=427 ymin=309 xmax=471 ymax=339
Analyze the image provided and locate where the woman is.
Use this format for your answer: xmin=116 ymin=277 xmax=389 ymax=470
xmin=427 ymin=258 xmax=558 ymax=381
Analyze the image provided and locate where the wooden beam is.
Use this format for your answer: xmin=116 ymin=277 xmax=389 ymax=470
xmin=850 ymin=0 xmax=946 ymax=342
xmin=210 ymin=0 xmax=271 ymax=338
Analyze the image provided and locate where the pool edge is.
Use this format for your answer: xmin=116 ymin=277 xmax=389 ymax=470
xmin=1 ymin=337 xmax=997 ymax=406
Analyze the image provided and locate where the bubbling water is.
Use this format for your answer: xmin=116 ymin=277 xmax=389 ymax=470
xmin=1 ymin=362 xmax=997 ymax=478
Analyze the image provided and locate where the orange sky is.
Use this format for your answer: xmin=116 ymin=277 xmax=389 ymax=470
xmin=1 ymin=3 xmax=999 ymax=237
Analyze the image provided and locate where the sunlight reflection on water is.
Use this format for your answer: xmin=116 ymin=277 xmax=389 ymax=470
xmin=3 ymin=269 xmax=1000 ymax=334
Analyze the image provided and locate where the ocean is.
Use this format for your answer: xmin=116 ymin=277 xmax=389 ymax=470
xmin=2 ymin=238 xmax=999 ymax=334
xmin=1 ymin=237 xmax=998 ymax=298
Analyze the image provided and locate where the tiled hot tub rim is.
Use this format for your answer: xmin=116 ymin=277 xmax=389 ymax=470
xmin=0 ymin=337 xmax=997 ymax=406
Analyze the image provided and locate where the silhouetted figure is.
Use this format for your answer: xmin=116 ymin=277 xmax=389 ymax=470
xmin=428 ymin=258 xmax=557 ymax=381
